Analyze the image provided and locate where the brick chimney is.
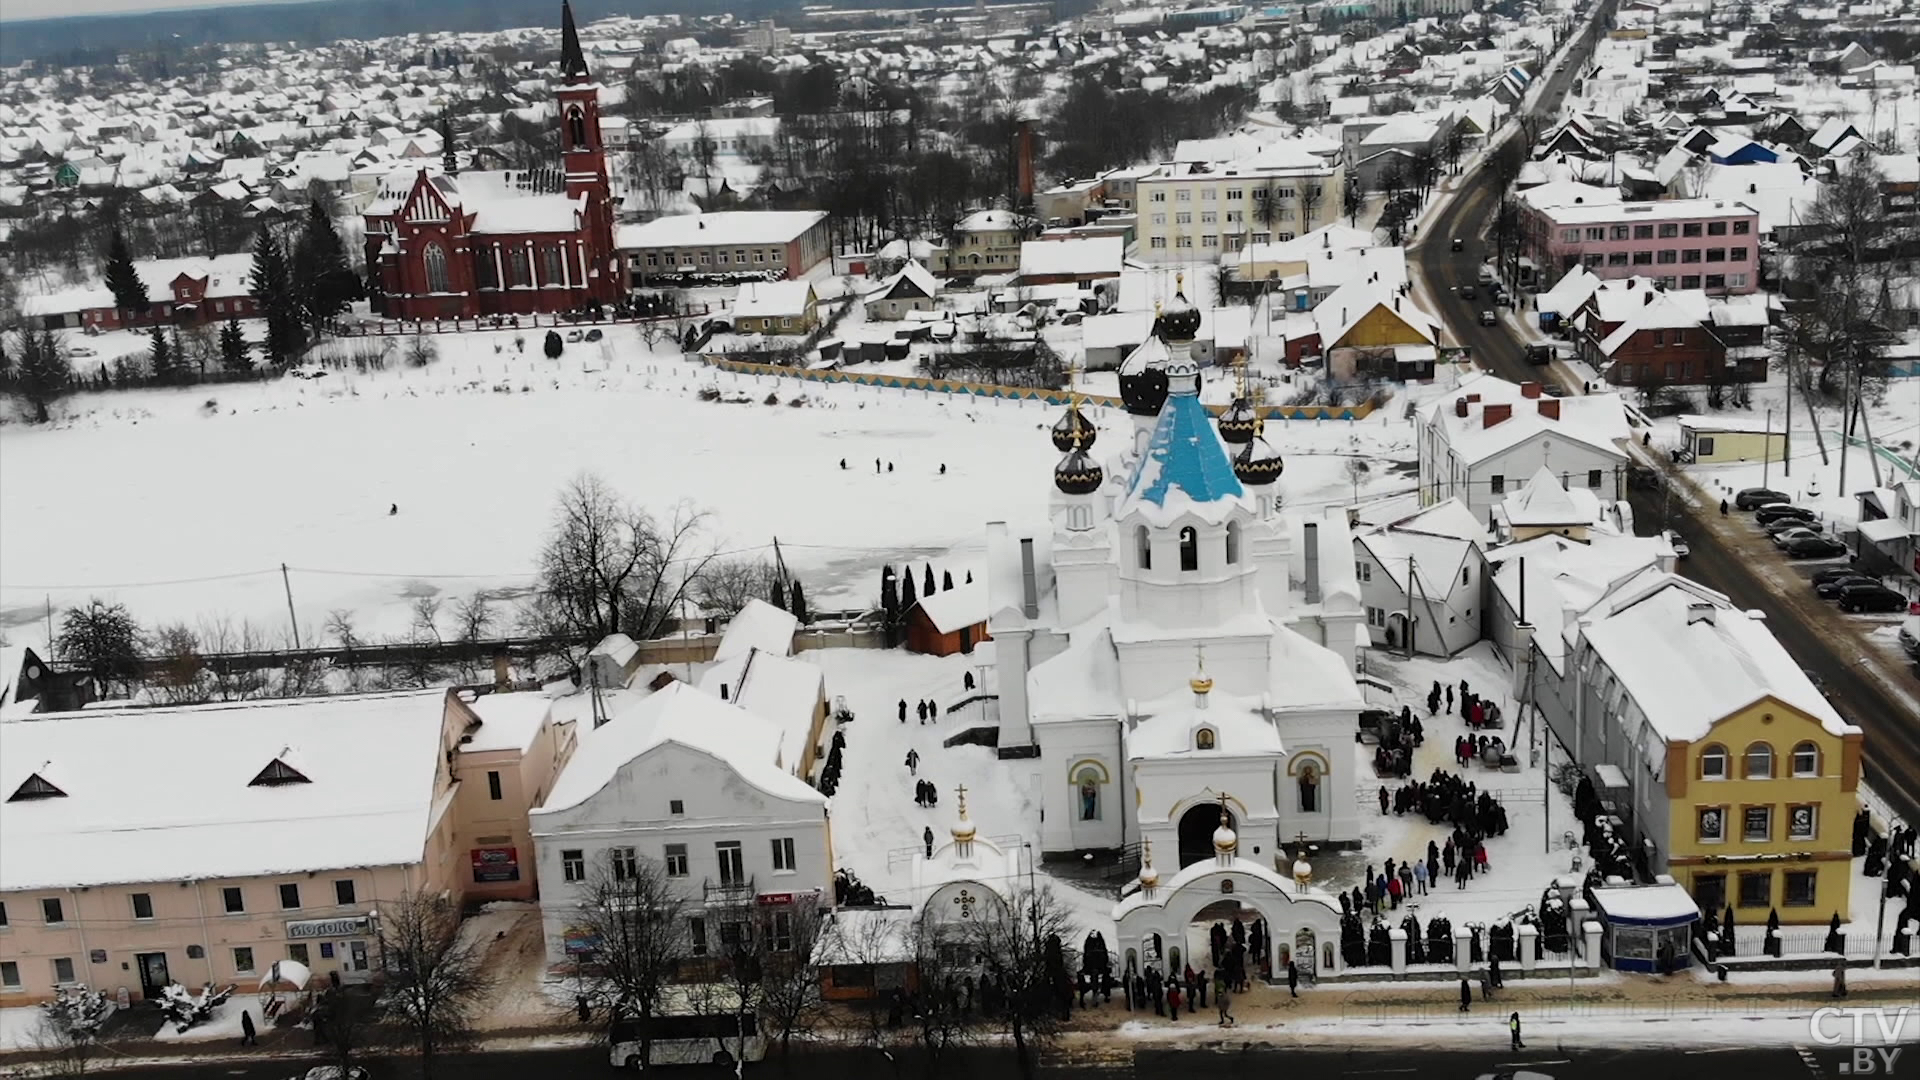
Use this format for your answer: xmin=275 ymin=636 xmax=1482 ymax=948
xmin=1483 ymin=403 xmax=1512 ymax=427
xmin=1465 ymin=393 xmax=1481 ymax=404
xmin=1520 ymin=381 xmax=1541 ymax=398
xmin=1538 ymin=398 xmax=1561 ymax=419
xmin=1455 ymin=396 xmax=1470 ymax=417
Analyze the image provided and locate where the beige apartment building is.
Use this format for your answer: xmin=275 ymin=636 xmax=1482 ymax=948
xmin=0 ymin=688 xmax=569 ymax=1006
xmin=1134 ymin=158 xmax=1345 ymax=263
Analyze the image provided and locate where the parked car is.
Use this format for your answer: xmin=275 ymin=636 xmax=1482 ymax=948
xmin=1734 ymin=487 xmax=1790 ymax=510
xmin=1458 ymin=285 xmax=1476 ymax=299
xmin=1771 ymin=526 xmax=1821 ymax=548
xmin=1451 ymin=237 xmax=1465 ymax=252
xmin=1783 ymin=535 xmax=1848 ymax=559
xmin=1765 ymin=517 xmax=1821 ymax=540
xmin=1479 ymin=310 xmax=1498 ymax=326
xmin=1899 ymin=616 xmax=1920 ymax=659
xmin=1837 ymin=583 xmax=1910 ymax=614
xmin=1524 ymin=344 xmax=1556 ymax=366
xmin=70 ymin=345 xmax=98 ymax=358
xmin=1813 ymin=566 xmax=1871 ymax=587
xmin=1815 ymin=573 xmax=1877 ymax=599
xmin=1662 ymin=529 xmax=1690 ymax=558
xmin=1755 ymin=503 xmax=1816 ymax=526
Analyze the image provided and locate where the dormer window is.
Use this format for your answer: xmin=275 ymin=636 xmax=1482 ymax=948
xmin=1195 ymin=728 xmax=1216 ymax=751
xmin=8 ymin=772 xmax=66 ymax=801
xmin=250 ymin=758 xmax=311 ymax=787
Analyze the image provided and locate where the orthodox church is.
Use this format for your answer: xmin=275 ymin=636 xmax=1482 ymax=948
xmin=984 ymin=285 xmax=1368 ymax=870
xmin=361 ymin=2 xmax=620 ymax=321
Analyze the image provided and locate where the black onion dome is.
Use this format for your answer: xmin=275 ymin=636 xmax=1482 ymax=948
xmin=1054 ymin=447 xmax=1105 ymax=495
xmin=1218 ymin=396 xmax=1259 ymax=444
xmin=1233 ymin=432 xmax=1284 ymax=486
xmin=1118 ymin=341 xmax=1170 ymax=417
xmin=1159 ymin=287 xmax=1202 ymax=343
xmin=1051 ymin=404 xmax=1097 ymax=452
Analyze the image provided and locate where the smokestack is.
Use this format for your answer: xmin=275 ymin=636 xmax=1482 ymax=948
xmin=1019 ymin=538 xmax=1040 ymax=618
xmin=1483 ymin=403 xmax=1512 ymax=427
xmin=1520 ymin=381 xmax=1542 ymax=398
xmin=1538 ymin=398 xmax=1561 ymax=419
xmin=1455 ymin=397 xmax=1469 ymax=417
xmin=1303 ymin=522 xmax=1321 ymax=605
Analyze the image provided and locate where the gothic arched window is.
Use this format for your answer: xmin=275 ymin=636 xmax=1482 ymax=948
xmin=567 ymin=106 xmax=588 ymax=149
xmin=1136 ymin=526 xmax=1151 ymax=570
xmin=1179 ymin=527 xmax=1199 ymax=572
xmin=423 ymin=243 xmax=450 ymax=293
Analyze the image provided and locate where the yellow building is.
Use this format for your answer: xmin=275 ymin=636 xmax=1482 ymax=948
xmin=1677 ymin=415 xmax=1789 ymax=465
xmin=1567 ymin=573 xmax=1863 ymax=925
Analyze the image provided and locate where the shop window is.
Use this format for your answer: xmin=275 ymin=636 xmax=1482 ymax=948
xmin=1737 ymin=871 xmax=1771 ymax=907
xmin=1743 ymin=806 xmax=1771 ymax=842
xmin=288 ymin=944 xmax=310 ymax=965
xmin=1784 ymin=871 xmax=1817 ymax=907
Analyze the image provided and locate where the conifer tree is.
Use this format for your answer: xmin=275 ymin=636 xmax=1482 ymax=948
xmin=147 ymin=324 xmax=172 ymax=385
xmin=292 ymin=199 xmax=359 ymax=334
xmin=789 ymin=581 xmax=809 ymax=625
xmin=770 ymin=578 xmax=788 ymax=611
xmin=103 ymin=228 xmax=150 ymax=320
xmin=902 ymin=570 xmax=917 ymax=613
xmin=250 ymin=225 xmax=301 ymax=364
xmin=219 ymin=319 xmax=251 ymax=372
xmin=12 ymin=330 xmax=73 ymax=423
xmin=923 ymin=564 xmax=935 ymax=597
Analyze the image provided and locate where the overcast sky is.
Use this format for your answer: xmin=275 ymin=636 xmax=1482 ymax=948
xmin=2 ymin=0 xmax=266 ymax=24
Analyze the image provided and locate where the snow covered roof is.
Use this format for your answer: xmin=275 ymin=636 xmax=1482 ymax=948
xmin=1503 ymin=466 xmax=1601 ymax=526
xmin=1029 ymin=621 xmax=1125 ymax=724
xmin=715 ymin=598 xmax=798 ymax=662
xmin=1576 ymin=573 xmax=1857 ymax=742
xmin=461 ymin=691 xmax=552 ymax=753
xmin=1018 ymin=236 xmax=1123 ymax=279
xmin=913 ymin=580 xmax=987 ymax=634
xmin=1128 ymin=684 xmax=1282 ymax=760
xmin=1537 ymin=265 xmax=1605 ymax=315
xmin=615 ymin=209 xmax=826 ymax=250
xmin=958 ymin=208 xmax=1022 ymax=233
xmin=696 ymin=647 xmax=823 ymax=773
xmin=0 ymin=691 xmax=449 ymax=892
xmin=1120 ymin=386 xmax=1247 ymax=525
xmin=1599 ymin=293 xmax=1703 ymax=356
xmin=733 ymin=279 xmax=815 ymax=318
xmin=1421 ymin=372 xmax=1630 ymax=465
xmin=1589 ymin=882 xmax=1699 ymax=924
xmin=534 ymin=682 xmax=824 ymax=816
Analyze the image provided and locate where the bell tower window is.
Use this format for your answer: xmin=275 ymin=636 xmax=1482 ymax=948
xmin=1225 ymin=521 xmax=1241 ymax=564
xmin=1179 ymin=527 xmax=1199 ymax=572
xmin=567 ymin=106 xmax=588 ymax=149
xmin=1136 ymin=526 xmax=1151 ymax=570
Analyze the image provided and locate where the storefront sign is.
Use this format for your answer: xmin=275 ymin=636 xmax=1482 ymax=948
xmin=287 ymin=916 xmax=371 ymax=940
xmin=562 ymin=926 xmax=602 ymax=956
xmin=758 ymin=893 xmax=793 ymax=906
xmin=471 ymin=845 xmax=521 ymax=883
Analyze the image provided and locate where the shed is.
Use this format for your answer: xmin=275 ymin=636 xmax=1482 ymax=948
xmin=1677 ymin=415 xmax=1787 ymax=465
xmin=1589 ymin=880 xmax=1698 ymax=973
xmin=905 ymin=581 xmax=990 ymax=656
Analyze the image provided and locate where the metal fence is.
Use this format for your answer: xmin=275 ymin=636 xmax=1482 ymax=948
xmin=1337 ymin=994 xmax=1846 ymax=1023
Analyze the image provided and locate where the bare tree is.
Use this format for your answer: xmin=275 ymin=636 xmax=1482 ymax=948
xmin=692 ymin=556 xmax=780 ymax=620
xmin=384 ymin=595 xmax=444 ymax=689
xmin=909 ymin=909 xmax=989 ymax=1058
xmin=25 ymin=1013 xmax=101 ymax=1076
xmin=710 ymin=896 xmax=828 ymax=1062
xmin=199 ymin=615 xmax=270 ymax=700
xmin=569 ymin=856 xmax=691 ymax=1069
xmin=150 ymin=622 xmax=209 ymax=705
xmin=323 ymin=608 xmax=369 ymax=693
xmin=376 ymin=890 xmax=492 ymax=1080
xmin=312 ymin=984 xmax=387 ymax=1079
xmin=524 ymin=474 xmax=717 ymax=662
xmin=962 ymin=883 xmax=1080 ymax=1069
xmin=451 ymin=592 xmax=496 ymax=682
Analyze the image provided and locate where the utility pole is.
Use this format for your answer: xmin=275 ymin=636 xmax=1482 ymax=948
xmin=280 ymin=563 xmax=300 ymax=650
xmin=1783 ymin=328 xmax=1795 ymax=478
xmin=1405 ymin=555 xmax=1416 ymax=659
xmin=1762 ymin=407 xmax=1773 ymax=489
xmin=45 ymin=595 xmax=53 ymax=652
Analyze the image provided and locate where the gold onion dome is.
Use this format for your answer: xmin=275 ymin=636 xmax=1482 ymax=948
xmin=1054 ymin=446 xmax=1105 ymax=496
xmin=1218 ymin=395 xmax=1259 ymax=444
xmin=1212 ymin=809 xmax=1238 ymax=854
xmin=951 ymin=787 xmax=976 ymax=842
xmin=1051 ymin=404 xmax=1097 ymax=452
xmin=1189 ymin=670 xmax=1214 ymax=695
xmin=1233 ymin=429 xmax=1285 ymax=486
xmin=1138 ymin=838 xmax=1159 ymax=888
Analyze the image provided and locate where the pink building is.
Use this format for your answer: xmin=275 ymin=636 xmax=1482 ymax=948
xmin=1524 ymin=198 xmax=1761 ymax=295
xmin=0 ymin=689 xmax=570 ymax=1006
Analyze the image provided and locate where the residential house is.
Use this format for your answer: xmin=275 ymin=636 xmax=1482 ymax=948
xmin=1352 ymin=499 xmax=1488 ymax=656
xmin=1855 ymin=480 xmax=1920 ymax=584
xmin=616 ymin=210 xmax=831 ymax=284
xmin=864 ymin=261 xmax=942 ymax=321
xmin=932 ymin=209 xmax=1028 ymax=277
xmin=1016 ymin=236 xmax=1124 ymax=286
xmin=1416 ymin=374 xmax=1631 ymax=520
xmin=732 ymin=280 xmax=818 ymax=335
xmin=905 ymin=581 xmax=991 ymax=656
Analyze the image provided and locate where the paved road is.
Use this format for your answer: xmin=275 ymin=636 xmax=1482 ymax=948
xmin=1408 ymin=0 xmax=1920 ymax=831
xmin=84 ymin=1041 xmax=1842 ymax=1079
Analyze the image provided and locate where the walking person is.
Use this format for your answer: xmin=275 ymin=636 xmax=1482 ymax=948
xmin=898 ymin=698 xmax=907 ymax=723
xmin=1509 ymin=1011 xmax=1525 ymax=1050
xmin=1459 ymin=978 xmax=1472 ymax=1012
xmin=1832 ymin=963 xmax=1848 ymax=998
xmin=1414 ymin=857 xmax=1429 ymax=895
xmin=905 ymin=748 xmax=920 ymax=776
xmin=1216 ymin=977 xmax=1234 ymax=1027
xmin=923 ymin=826 xmax=935 ymax=858
xmin=1287 ymin=960 xmax=1299 ymax=998
xmin=240 ymin=1009 xmax=257 ymax=1047
xmin=1378 ymin=785 xmax=1390 ymax=815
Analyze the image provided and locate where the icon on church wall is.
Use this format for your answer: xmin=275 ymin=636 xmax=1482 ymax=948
xmin=1076 ymin=767 xmax=1101 ymax=821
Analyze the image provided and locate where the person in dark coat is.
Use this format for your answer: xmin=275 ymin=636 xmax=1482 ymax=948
xmin=1287 ymin=960 xmax=1299 ymax=998
xmin=1378 ymin=785 xmax=1390 ymax=814
xmin=1459 ymin=978 xmax=1472 ymax=1012
xmin=1509 ymin=1011 xmax=1525 ymax=1049
xmin=899 ymin=698 xmax=907 ymax=722
xmin=1719 ymin=498 xmax=1728 ymax=515
xmin=240 ymin=1009 xmax=257 ymax=1046
xmin=1446 ymin=685 xmax=1454 ymax=711
xmin=923 ymin=826 xmax=935 ymax=858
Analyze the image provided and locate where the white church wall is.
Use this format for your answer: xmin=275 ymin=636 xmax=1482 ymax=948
xmin=1041 ymin=719 xmax=1129 ymax=853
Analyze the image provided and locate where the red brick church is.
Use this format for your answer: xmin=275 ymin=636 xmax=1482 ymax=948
xmin=363 ymin=2 xmax=620 ymax=320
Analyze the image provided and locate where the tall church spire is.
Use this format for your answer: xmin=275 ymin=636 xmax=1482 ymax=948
xmin=559 ymin=0 xmax=591 ymax=82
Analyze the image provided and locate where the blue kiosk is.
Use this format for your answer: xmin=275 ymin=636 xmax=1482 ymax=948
xmin=1589 ymin=878 xmax=1700 ymax=974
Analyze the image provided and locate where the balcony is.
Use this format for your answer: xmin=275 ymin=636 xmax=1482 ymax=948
xmin=702 ymin=875 xmax=756 ymax=906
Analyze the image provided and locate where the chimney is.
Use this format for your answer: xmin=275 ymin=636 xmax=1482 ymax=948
xmin=1538 ymin=398 xmax=1561 ymax=419
xmin=1303 ymin=522 xmax=1322 ymax=605
xmin=1483 ymin=403 xmax=1513 ymax=427
xmin=1520 ymin=381 xmax=1542 ymax=398
xmin=1686 ymin=602 xmax=1716 ymax=627
xmin=1455 ymin=396 xmax=1469 ymax=417
xmin=1019 ymin=538 xmax=1040 ymax=618
xmin=1465 ymin=393 xmax=1481 ymax=404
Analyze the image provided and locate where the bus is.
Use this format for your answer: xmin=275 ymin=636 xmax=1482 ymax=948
xmin=607 ymin=985 xmax=765 ymax=1071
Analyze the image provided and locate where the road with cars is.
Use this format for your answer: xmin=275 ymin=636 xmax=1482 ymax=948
xmin=1410 ymin=13 xmax=1920 ymax=830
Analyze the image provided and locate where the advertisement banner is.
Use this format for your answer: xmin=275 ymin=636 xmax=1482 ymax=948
xmin=471 ymin=846 xmax=520 ymax=883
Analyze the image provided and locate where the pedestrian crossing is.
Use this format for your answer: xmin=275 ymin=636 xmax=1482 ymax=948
xmin=1797 ymin=1045 xmax=1827 ymax=1078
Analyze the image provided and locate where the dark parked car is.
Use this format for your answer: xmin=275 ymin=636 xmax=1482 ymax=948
xmin=1813 ymin=566 xmax=1871 ymax=586
xmin=1765 ymin=517 xmax=1821 ymax=539
xmin=1838 ymin=584 xmax=1910 ymax=614
xmin=1524 ymin=344 xmax=1556 ymax=366
xmin=1755 ymin=503 xmax=1816 ymax=526
xmin=1735 ymin=487 xmax=1790 ymax=510
xmin=1815 ymin=573 xmax=1878 ymax=599
xmin=1784 ymin=535 xmax=1848 ymax=559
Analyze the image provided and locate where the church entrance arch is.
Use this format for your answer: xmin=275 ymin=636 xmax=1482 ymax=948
xmin=1177 ymin=803 xmax=1233 ymax=868
xmin=1113 ymin=863 xmax=1344 ymax=985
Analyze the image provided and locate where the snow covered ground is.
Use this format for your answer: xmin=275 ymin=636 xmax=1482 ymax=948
xmin=0 ymin=328 xmax=1417 ymax=652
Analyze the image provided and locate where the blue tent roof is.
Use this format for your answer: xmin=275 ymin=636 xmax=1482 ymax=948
xmin=1128 ymin=390 xmax=1246 ymax=508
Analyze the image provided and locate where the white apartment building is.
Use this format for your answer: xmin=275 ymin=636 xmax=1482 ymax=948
xmin=1416 ymin=373 xmax=1631 ymax=521
xmin=530 ymin=682 xmax=831 ymax=972
xmin=1133 ymin=155 xmax=1345 ymax=264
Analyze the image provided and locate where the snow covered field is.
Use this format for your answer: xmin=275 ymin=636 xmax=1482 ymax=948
xmin=0 ymin=326 xmax=1416 ymax=651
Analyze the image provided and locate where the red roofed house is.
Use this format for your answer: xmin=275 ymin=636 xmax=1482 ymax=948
xmin=905 ymin=581 xmax=991 ymax=656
